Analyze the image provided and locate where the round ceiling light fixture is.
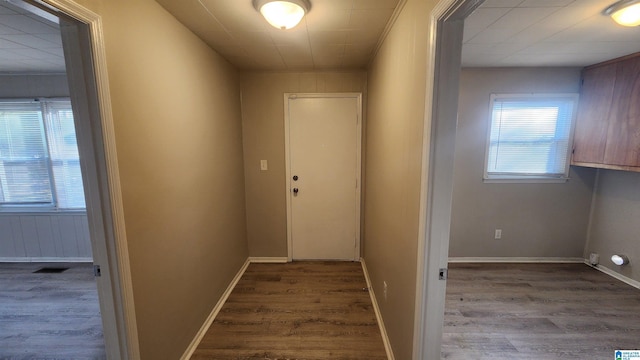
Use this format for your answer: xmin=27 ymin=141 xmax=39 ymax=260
xmin=603 ymin=0 xmax=640 ymax=27
xmin=253 ymin=0 xmax=311 ymax=30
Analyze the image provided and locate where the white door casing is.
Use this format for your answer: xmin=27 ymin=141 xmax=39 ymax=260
xmin=285 ymin=93 xmax=362 ymax=261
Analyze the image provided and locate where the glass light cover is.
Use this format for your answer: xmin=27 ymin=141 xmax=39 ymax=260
xmin=260 ymin=1 xmax=306 ymax=30
xmin=610 ymin=2 xmax=640 ymax=26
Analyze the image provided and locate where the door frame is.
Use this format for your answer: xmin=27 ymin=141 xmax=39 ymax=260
xmin=284 ymin=93 xmax=363 ymax=262
xmin=29 ymin=0 xmax=140 ymax=358
xmin=412 ymin=0 xmax=479 ymax=358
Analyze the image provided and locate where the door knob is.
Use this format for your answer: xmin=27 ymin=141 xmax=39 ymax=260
xmin=293 ymin=188 xmax=299 ymax=194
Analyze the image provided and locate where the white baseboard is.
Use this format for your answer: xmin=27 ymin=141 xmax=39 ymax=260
xmin=0 ymin=257 xmax=93 ymax=263
xmin=248 ymin=257 xmax=288 ymax=263
xmin=360 ymin=259 xmax=395 ymax=360
xmin=448 ymin=257 xmax=584 ymax=263
xmin=180 ymin=258 xmax=251 ymax=360
xmin=584 ymin=260 xmax=640 ymax=290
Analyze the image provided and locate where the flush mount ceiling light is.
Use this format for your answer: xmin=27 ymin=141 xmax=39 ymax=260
xmin=603 ymin=0 xmax=640 ymax=26
xmin=253 ymin=0 xmax=311 ymax=30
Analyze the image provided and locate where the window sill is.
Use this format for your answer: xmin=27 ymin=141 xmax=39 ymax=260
xmin=0 ymin=207 xmax=86 ymax=215
xmin=483 ymin=177 xmax=569 ymax=184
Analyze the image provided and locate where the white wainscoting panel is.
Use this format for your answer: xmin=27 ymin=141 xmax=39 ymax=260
xmin=0 ymin=213 xmax=92 ymax=261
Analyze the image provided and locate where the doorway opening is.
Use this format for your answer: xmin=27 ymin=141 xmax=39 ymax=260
xmin=0 ymin=0 xmax=139 ymax=358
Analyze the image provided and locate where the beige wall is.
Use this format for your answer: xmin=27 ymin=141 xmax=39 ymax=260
xmin=450 ymin=68 xmax=597 ymax=258
xmin=68 ymin=0 xmax=249 ymax=358
xmin=586 ymin=169 xmax=640 ymax=282
xmin=0 ymin=75 xmax=69 ymax=98
xmin=239 ymin=71 xmax=367 ymax=257
xmin=364 ymin=0 xmax=435 ymax=358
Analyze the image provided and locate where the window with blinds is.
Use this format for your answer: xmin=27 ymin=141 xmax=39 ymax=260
xmin=484 ymin=94 xmax=578 ymax=182
xmin=0 ymin=99 xmax=85 ymax=209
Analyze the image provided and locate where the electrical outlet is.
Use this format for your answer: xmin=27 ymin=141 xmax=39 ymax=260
xmin=383 ymin=281 xmax=388 ymax=300
xmin=494 ymin=229 xmax=502 ymax=239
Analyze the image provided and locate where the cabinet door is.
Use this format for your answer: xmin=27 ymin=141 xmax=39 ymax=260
xmin=603 ymin=57 xmax=640 ymax=166
xmin=572 ymin=65 xmax=617 ymax=164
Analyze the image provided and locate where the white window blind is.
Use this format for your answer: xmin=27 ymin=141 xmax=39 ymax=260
xmin=0 ymin=99 xmax=85 ymax=209
xmin=484 ymin=94 xmax=578 ymax=181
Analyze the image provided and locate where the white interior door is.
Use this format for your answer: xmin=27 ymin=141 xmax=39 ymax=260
xmin=285 ymin=94 xmax=361 ymax=261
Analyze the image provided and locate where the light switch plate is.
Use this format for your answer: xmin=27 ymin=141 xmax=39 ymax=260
xmin=260 ymin=160 xmax=268 ymax=171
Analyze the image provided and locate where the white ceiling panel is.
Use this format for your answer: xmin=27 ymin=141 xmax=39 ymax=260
xmin=155 ymin=0 xmax=401 ymax=70
xmin=462 ymin=0 xmax=640 ymax=67
xmin=0 ymin=1 xmax=64 ymax=74
xmin=2 ymin=0 xmax=639 ymax=74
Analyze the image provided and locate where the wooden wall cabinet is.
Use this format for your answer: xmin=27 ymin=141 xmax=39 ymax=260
xmin=572 ymin=52 xmax=640 ymax=172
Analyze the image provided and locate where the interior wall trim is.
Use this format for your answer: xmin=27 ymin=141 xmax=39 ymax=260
xmin=0 ymin=257 xmax=92 ymax=263
xmin=585 ymin=260 xmax=640 ymax=290
xmin=361 ymin=259 xmax=395 ymax=360
xmin=369 ymin=0 xmax=407 ymax=65
xmin=448 ymin=257 xmax=585 ymax=263
xmin=248 ymin=257 xmax=289 ymax=263
xmin=180 ymin=258 xmax=251 ymax=360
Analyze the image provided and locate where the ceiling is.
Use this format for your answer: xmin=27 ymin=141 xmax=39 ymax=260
xmin=154 ymin=0 xmax=401 ymax=70
xmin=463 ymin=0 xmax=640 ymax=67
xmin=0 ymin=0 xmax=639 ymax=73
xmin=0 ymin=0 xmax=64 ymax=73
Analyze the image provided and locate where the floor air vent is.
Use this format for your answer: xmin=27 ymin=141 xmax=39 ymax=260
xmin=33 ymin=267 xmax=69 ymax=274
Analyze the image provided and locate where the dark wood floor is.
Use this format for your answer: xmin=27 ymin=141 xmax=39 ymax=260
xmin=0 ymin=262 xmax=105 ymax=360
xmin=191 ymin=261 xmax=387 ymax=360
xmin=442 ymin=263 xmax=640 ymax=359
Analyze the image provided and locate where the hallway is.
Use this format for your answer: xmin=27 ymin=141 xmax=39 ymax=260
xmin=191 ymin=262 xmax=387 ymax=359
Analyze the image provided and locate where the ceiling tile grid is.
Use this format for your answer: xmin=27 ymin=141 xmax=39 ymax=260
xmin=0 ymin=2 xmax=64 ymax=74
xmin=462 ymin=0 xmax=640 ymax=67
xmin=156 ymin=0 xmax=401 ymax=70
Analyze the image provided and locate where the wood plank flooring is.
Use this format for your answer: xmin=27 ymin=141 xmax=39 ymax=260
xmin=0 ymin=262 xmax=105 ymax=360
xmin=442 ymin=263 xmax=640 ymax=359
xmin=191 ymin=261 xmax=387 ymax=360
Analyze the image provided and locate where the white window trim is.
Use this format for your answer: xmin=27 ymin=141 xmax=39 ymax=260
xmin=482 ymin=93 xmax=579 ymax=184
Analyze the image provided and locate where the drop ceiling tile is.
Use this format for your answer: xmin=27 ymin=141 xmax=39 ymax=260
xmin=349 ymin=8 xmax=394 ymax=29
xmin=318 ymin=0 xmax=355 ymax=10
xmin=32 ymin=33 xmax=62 ymax=46
xmin=487 ymin=7 xmax=560 ymax=31
xmin=277 ymin=46 xmax=314 ymax=68
xmin=0 ymin=4 xmax=17 ymax=15
xmin=308 ymin=31 xmax=349 ymax=45
xmin=229 ymin=31 xmax=272 ymax=45
xmin=310 ymin=44 xmax=346 ymax=57
xmin=0 ymin=23 xmax=22 ymax=35
xmin=518 ymin=0 xmax=575 ymax=7
xmin=0 ymin=38 xmax=27 ymax=49
xmin=529 ymin=4 xmax=599 ymax=30
xmin=464 ymin=8 xmax=511 ymax=29
xmin=40 ymin=47 xmax=64 ymax=58
xmin=462 ymin=52 xmax=509 ymax=66
xmin=353 ymin=0 xmax=399 ymax=9
xmin=346 ymin=30 xmax=384 ymax=45
xmin=480 ymin=0 xmax=524 ymax=8
xmin=463 ymin=27 xmax=484 ymax=42
xmin=1 ymin=34 xmax=60 ymax=48
xmin=305 ymin=8 xmax=351 ymax=31
xmin=6 ymin=47 xmax=55 ymax=59
xmin=0 ymin=15 xmax=57 ymax=33
xmin=467 ymin=28 xmax=518 ymax=43
xmin=500 ymin=27 xmax=560 ymax=45
xmin=199 ymin=0 xmax=269 ymax=32
xmin=269 ymin=27 xmax=309 ymax=46
xmin=344 ymin=44 xmax=376 ymax=56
